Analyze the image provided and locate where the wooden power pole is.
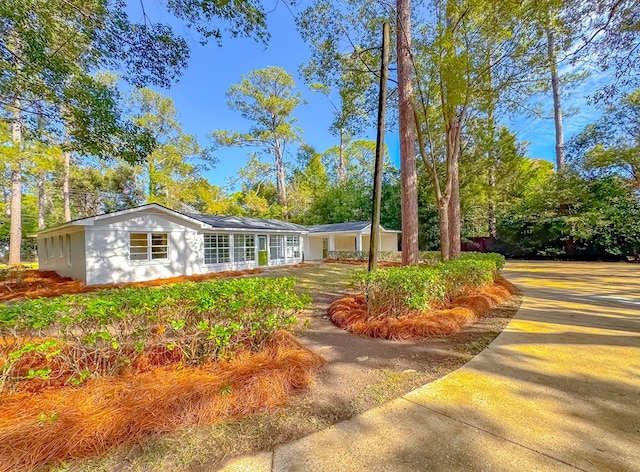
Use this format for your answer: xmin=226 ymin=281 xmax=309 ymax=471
xmin=369 ymin=21 xmax=390 ymax=272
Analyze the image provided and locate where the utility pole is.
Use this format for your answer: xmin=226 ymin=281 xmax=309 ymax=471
xmin=369 ymin=22 xmax=390 ymax=271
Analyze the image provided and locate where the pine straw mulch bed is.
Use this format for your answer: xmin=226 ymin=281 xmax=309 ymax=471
xmin=0 ymin=268 xmax=269 ymax=302
xmin=0 ymin=331 xmax=324 ymax=472
xmin=329 ymin=277 xmax=516 ymax=339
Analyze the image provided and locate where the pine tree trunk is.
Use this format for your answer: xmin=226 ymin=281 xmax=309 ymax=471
xmin=63 ymin=136 xmax=71 ymax=222
xmin=37 ymin=171 xmax=45 ymax=230
xmin=488 ymin=167 xmax=497 ymax=238
xmin=337 ymin=128 xmax=345 ymax=183
xmin=274 ymin=140 xmax=288 ymax=211
xmin=9 ymin=104 xmax=22 ymax=264
xmin=547 ymin=11 xmax=565 ymax=171
xmin=397 ymin=0 xmax=420 ymax=266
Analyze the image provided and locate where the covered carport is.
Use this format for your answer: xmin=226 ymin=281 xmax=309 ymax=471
xmin=304 ymin=221 xmax=401 ymax=260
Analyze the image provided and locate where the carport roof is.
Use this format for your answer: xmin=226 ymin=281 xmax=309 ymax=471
xmin=307 ymin=221 xmax=371 ymax=233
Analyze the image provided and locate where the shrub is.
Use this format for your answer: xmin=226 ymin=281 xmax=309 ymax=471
xmin=353 ymin=266 xmax=447 ymax=316
xmin=418 ymin=251 xmax=442 ymax=266
xmin=438 ymin=258 xmax=496 ymax=298
xmin=458 ymin=251 xmax=505 ymax=270
xmin=0 ymin=277 xmax=310 ymax=393
xmin=354 ymin=253 xmax=503 ymax=317
xmin=326 ymin=250 xmax=401 ymax=262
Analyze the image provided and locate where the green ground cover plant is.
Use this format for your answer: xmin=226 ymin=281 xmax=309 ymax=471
xmin=0 ymin=277 xmax=310 ymax=393
xmin=353 ymin=252 xmax=505 ymax=317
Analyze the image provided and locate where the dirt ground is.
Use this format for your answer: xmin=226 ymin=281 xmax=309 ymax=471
xmin=11 ymin=263 xmax=521 ymax=471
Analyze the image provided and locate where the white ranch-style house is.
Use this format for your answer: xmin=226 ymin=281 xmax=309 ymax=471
xmin=35 ymin=204 xmax=401 ymax=285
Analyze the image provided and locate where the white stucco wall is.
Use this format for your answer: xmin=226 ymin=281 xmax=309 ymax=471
xmin=84 ymin=211 xmax=202 ymax=285
xmin=335 ymin=236 xmax=356 ymax=251
xmin=79 ymin=210 xmax=303 ymax=285
xmin=306 ymin=236 xmax=325 ymax=260
xmin=37 ymin=229 xmax=86 ymax=282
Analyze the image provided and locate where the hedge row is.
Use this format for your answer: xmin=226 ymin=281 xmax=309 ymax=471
xmin=353 ymin=252 xmax=505 ymax=317
xmin=0 ymin=277 xmax=310 ymax=392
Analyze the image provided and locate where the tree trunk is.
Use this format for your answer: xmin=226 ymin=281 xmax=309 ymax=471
xmin=447 ymin=133 xmax=461 ymax=259
xmin=148 ymin=158 xmax=156 ymax=202
xmin=488 ymin=166 xmax=497 ymax=238
xmin=547 ymin=11 xmax=565 ymax=171
xmin=9 ymin=105 xmax=22 ymax=264
xmin=369 ymin=22 xmax=390 ymax=272
xmin=63 ymin=135 xmax=71 ymax=222
xmin=37 ymin=171 xmax=45 ymax=230
xmin=274 ymin=140 xmax=288 ymax=211
xmin=486 ymin=54 xmax=497 ymax=238
xmin=438 ymin=200 xmax=450 ymax=261
xmin=338 ymin=127 xmax=345 ymax=183
xmin=397 ymin=0 xmax=420 ymax=266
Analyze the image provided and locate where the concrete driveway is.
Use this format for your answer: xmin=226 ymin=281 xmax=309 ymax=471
xmin=220 ymin=261 xmax=640 ymax=471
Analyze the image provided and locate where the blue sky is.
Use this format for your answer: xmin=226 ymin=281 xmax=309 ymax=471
xmin=128 ymin=2 xmax=605 ymax=188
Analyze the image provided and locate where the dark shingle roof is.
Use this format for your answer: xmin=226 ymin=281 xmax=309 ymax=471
xmin=187 ymin=214 xmax=307 ymax=232
xmin=307 ymin=221 xmax=371 ymax=233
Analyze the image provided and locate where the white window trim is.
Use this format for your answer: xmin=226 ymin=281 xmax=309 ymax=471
xmin=65 ymin=234 xmax=72 ymax=267
xmin=204 ymin=233 xmax=231 ymax=265
xmin=233 ymin=234 xmax=256 ymax=263
xmin=129 ymin=232 xmax=169 ymax=263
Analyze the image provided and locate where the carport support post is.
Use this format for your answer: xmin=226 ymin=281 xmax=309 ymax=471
xmin=369 ymin=21 xmax=390 ymax=272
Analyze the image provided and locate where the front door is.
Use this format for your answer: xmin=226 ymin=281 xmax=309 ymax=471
xmin=258 ymin=235 xmax=268 ymax=266
xmin=322 ymin=238 xmax=328 ymax=258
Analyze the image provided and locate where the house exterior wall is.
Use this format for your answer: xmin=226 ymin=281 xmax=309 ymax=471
xmin=53 ymin=210 xmax=304 ymax=285
xmin=306 ymin=236 xmax=324 ymax=260
xmin=84 ymin=211 xmax=202 ymax=285
xmin=37 ymin=229 xmax=86 ymax=282
xmin=335 ymin=236 xmax=356 ymax=251
xmin=380 ymin=233 xmax=399 ymax=251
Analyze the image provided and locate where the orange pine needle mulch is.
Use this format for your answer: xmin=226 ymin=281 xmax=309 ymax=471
xmin=0 ymin=267 xmax=271 ymax=302
xmin=0 ymin=331 xmax=324 ymax=472
xmin=328 ymin=277 xmax=516 ymax=340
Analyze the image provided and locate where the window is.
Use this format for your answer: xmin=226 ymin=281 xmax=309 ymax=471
xmin=65 ymin=234 xmax=72 ymax=266
xmin=286 ymin=235 xmax=301 ymax=259
xmin=204 ymin=233 xmax=230 ymax=264
xmin=234 ymin=234 xmax=255 ymax=262
xmin=129 ymin=233 xmax=169 ymax=261
xmin=58 ymin=235 xmax=64 ymax=258
xmin=151 ymin=233 xmax=168 ymax=259
xmin=269 ymin=235 xmax=284 ymax=260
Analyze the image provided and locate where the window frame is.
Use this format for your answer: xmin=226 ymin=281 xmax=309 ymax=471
xmin=233 ymin=234 xmax=256 ymax=263
xmin=65 ymin=234 xmax=72 ymax=267
xmin=269 ymin=235 xmax=285 ymax=260
xmin=286 ymin=235 xmax=301 ymax=259
xmin=204 ymin=233 xmax=230 ymax=265
xmin=129 ymin=232 xmax=169 ymax=262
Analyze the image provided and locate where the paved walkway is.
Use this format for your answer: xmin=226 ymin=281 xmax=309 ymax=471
xmin=219 ymin=261 xmax=640 ymax=471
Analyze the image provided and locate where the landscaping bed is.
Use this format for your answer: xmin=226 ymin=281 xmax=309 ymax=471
xmin=0 ymin=258 xmax=521 ymax=471
xmin=0 ymin=266 xmax=267 ymax=302
xmin=328 ymin=253 xmax=512 ymax=339
xmin=0 ymin=277 xmax=320 ymax=471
